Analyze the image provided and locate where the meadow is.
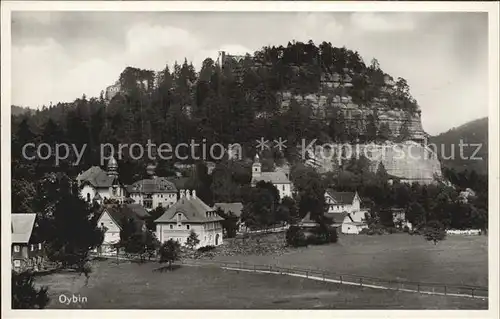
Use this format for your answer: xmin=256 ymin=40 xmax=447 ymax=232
xmin=210 ymin=233 xmax=488 ymax=287
xmin=35 ymin=259 xmax=487 ymax=309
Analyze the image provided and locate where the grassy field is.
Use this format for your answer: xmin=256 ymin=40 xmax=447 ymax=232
xmin=210 ymin=233 xmax=488 ymax=287
xmin=35 ymin=259 xmax=487 ymax=309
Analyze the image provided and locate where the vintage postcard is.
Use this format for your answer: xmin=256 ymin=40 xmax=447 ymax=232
xmin=1 ymin=1 xmax=499 ymax=318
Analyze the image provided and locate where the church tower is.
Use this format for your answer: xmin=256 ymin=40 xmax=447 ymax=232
xmin=252 ymin=154 xmax=261 ymax=180
xmin=107 ymin=156 xmax=118 ymax=178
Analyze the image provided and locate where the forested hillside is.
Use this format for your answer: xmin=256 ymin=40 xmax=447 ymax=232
xmin=430 ymin=117 xmax=488 ymax=175
xmin=12 ymin=41 xmax=423 ymax=184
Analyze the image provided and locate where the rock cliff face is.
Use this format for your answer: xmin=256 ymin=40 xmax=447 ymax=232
xmin=283 ymin=80 xmax=442 ymax=184
xmin=303 ymin=141 xmax=442 ymax=184
xmin=278 ymin=90 xmax=427 ymax=143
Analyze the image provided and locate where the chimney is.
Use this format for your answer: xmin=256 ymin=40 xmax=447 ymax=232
xmin=192 ymin=190 xmax=196 ymax=198
xmin=186 ymin=190 xmax=191 ymax=200
xmin=180 ymin=189 xmax=185 ymax=198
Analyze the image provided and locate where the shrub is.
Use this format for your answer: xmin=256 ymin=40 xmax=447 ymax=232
xmin=327 ymin=226 xmax=338 ymax=243
xmin=386 ymin=227 xmax=399 ymax=234
xmin=197 ymin=245 xmax=216 ymax=253
xmin=12 ymin=271 xmax=50 ymax=309
xmin=285 ymin=226 xmax=308 ymax=247
xmin=305 ymin=226 xmax=338 ymax=245
xmin=359 ymin=228 xmax=370 ymax=235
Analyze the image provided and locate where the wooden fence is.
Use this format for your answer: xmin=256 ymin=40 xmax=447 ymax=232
xmin=90 ymin=253 xmax=487 ymax=300
xmin=179 ymin=259 xmax=488 ymax=300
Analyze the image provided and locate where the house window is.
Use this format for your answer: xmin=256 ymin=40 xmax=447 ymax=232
xmin=38 ymin=243 xmax=42 ymax=250
xmin=87 ymin=193 xmax=91 ymax=202
xmin=169 ymin=225 xmax=173 ymax=229
xmin=282 ymin=185 xmax=285 ymax=191
xmin=186 ymin=225 xmax=190 ymax=230
xmin=30 ymin=245 xmax=34 ymax=251
xmin=14 ymin=260 xmax=21 ymax=267
xmin=13 ymin=245 xmax=20 ymax=252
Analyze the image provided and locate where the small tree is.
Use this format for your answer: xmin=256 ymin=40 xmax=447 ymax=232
xmin=423 ymin=220 xmax=446 ymax=245
xmin=285 ymin=225 xmax=308 ymax=247
xmin=159 ymin=239 xmax=181 ymax=270
xmin=185 ymin=230 xmax=200 ymax=250
xmin=12 ymin=271 xmax=50 ymax=309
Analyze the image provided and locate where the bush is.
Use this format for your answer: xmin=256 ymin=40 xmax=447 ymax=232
xmin=286 ymin=226 xmax=308 ymax=247
xmin=305 ymin=226 xmax=338 ymax=245
xmin=197 ymin=245 xmax=216 ymax=253
xmin=386 ymin=227 xmax=399 ymax=234
xmin=359 ymin=228 xmax=370 ymax=235
xmin=12 ymin=271 xmax=50 ymax=309
xmin=327 ymin=226 xmax=338 ymax=243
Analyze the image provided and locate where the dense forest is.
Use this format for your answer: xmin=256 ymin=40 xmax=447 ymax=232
xmin=430 ymin=117 xmax=488 ymax=175
xmin=11 ymin=40 xmax=488 ymax=233
xmin=12 ymin=41 xmax=420 ymax=184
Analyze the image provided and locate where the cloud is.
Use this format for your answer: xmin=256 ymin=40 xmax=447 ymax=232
xmin=350 ymin=13 xmax=416 ymax=32
xmin=10 ymin=12 xmax=489 ymax=134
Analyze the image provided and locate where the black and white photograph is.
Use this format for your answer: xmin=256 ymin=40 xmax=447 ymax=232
xmin=1 ymin=1 xmax=499 ymax=316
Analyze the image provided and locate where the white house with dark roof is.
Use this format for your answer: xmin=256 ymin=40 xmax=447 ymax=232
xmin=324 ymin=190 xmax=368 ymax=234
xmin=76 ymin=157 xmax=126 ymax=204
xmin=127 ymin=165 xmax=178 ymax=210
xmin=154 ymin=190 xmax=224 ymax=248
xmin=325 ymin=189 xmax=361 ymax=214
xmin=251 ymin=154 xmax=292 ymax=199
xmin=97 ymin=203 xmax=149 ymax=252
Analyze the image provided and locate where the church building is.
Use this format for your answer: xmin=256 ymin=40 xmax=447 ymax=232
xmin=251 ymin=154 xmax=292 ymax=200
xmin=76 ymin=156 xmax=126 ymax=204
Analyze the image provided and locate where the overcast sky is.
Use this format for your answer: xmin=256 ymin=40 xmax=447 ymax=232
xmin=11 ymin=11 xmax=488 ymax=135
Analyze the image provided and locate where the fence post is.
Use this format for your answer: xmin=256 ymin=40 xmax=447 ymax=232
xmin=269 ymin=265 xmax=272 ymax=272
xmin=417 ymin=283 xmax=420 ymax=292
xmin=323 ymin=272 xmax=325 ymax=282
xmin=253 ymin=264 xmax=256 ymax=272
xmin=340 ymin=275 xmax=343 ymax=284
xmin=471 ymin=288 xmax=475 ymax=298
xmin=306 ymin=270 xmax=309 ymax=278
xmin=444 ymin=286 xmax=447 ymax=295
xmin=360 ymin=278 xmax=363 ymax=287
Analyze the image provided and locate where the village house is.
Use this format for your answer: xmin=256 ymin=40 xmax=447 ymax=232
xmin=251 ymin=154 xmax=292 ymax=200
xmin=298 ymin=190 xmax=368 ymax=235
xmin=155 ymin=190 xmax=224 ymax=248
xmin=389 ymin=208 xmax=413 ymax=230
xmin=127 ymin=164 xmax=178 ymax=210
xmin=12 ymin=213 xmax=45 ymax=272
xmin=76 ymin=156 xmax=126 ymax=204
xmin=214 ymin=202 xmax=244 ymax=232
xmin=96 ymin=203 xmax=149 ymax=253
xmin=459 ymin=188 xmax=476 ymax=204
xmin=324 ymin=190 xmax=368 ymax=234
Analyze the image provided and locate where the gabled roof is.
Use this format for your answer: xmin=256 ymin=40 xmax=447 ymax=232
xmin=155 ymin=196 xmax=223 ymax=223
xmin=77 ymin=166 xmax=116 ymax=188
xmin=214 ymin=202 xmax=243 ymax=217
xmin=125 ymin=203 xmax=150 ymax=218
xmin=253 ymin=171 xmax=290 ymax=184
xmin=127 ymin=177 xmax=177 ymax=194
xmin=100 ymin=204 xmax=148 ymax=230
xmin=325 ymin=189 xmax=357 ymax=205
xmin=12 ymin=213 xmax=36 ymax=244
